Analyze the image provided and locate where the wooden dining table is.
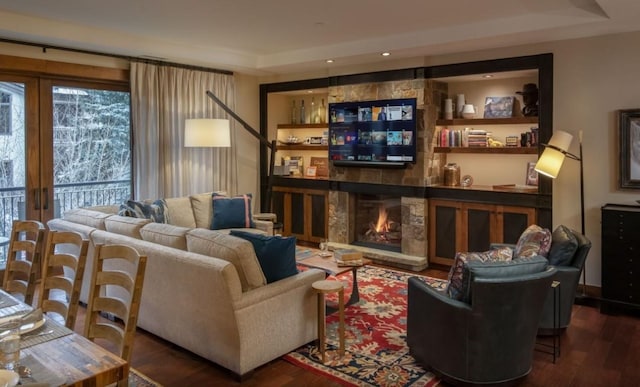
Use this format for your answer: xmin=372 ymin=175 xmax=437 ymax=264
xmin=0 ymin=290 xmax=128 ymax=386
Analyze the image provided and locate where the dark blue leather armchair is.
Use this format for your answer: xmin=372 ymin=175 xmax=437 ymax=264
xmin=407 ymin=262 xmax=556 ymax=386
xmin=538 ymin=228 xmax=591 ymax=333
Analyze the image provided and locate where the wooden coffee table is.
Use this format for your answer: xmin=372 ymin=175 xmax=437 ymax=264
xmin=296 ymin=249 xmax=371 ymax=311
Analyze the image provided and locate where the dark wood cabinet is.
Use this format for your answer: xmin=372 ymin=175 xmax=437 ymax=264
xmin=429 ymin=199 xmax=536 ymax=265
xmin=272 ymin=187 xmax=327 ymax=243
xmin=600 ymin=204 xmax=640 ymax=314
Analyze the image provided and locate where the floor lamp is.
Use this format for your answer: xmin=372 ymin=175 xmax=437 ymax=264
xmin=534 ymin=130 xmax=588 ymax=300
xmin=205 ymin=91 xmax=277 ymax=213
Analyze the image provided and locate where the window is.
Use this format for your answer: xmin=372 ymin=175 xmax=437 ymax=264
xmin=0 ymin=160 xmax=12 ymax=187
xmin=0 ymin=91 xmax=10 ymax=135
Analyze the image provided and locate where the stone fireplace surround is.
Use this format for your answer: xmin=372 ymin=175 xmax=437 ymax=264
xmin=324 ymin=78 xmax=447 ymax=272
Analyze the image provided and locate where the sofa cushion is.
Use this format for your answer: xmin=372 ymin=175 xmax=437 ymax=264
xmin=63 ymin=208 xmax=111 ymax=230
xmin=118 ymin=199 xmax=169 ymax=223
xmin=445 ymin=246 xmax=513 ymax=300
xmin=514 ymin=224 xmax=552 ymax=259
xmin=461 ymin=255 xmax=549 ymax=304
xmin=140 ymin=223 xmax=190 ymax=250
xmin=190 ymin=192 xmax=219 ymax=229
xmin=548 ymin=225 xmax=579 ymax=266
xmin=164 ymin=196 xmax=196 ymax=228
xmin=104 ymin=215 xmax=152 ymax=239
xmin=211 ymin=194 xmax=256 ymax=230
xmin=230 ymin=230 xmax=297 ymax=284
xmin=186 ymin=228 xmax=266 ymax=291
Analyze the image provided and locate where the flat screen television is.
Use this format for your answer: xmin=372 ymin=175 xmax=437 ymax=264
xmin=328 ymin=98 xmax=417 ymax=168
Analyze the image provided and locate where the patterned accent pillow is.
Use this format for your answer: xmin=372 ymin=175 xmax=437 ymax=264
xmin=118 ymin=199 xmax=168 ymax=223
xmin=446 ymin=246 xmax=513 ymax=300
xmin=514 ymin=224 xmax=552 ymax=258
xmin=211 ymin=193 xmax=256 ymax=230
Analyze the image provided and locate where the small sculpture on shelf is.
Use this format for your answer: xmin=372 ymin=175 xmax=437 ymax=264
xmin=516 ymin=83 xmax=539 ymax=117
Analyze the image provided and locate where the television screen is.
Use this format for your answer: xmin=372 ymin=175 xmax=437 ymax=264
xmin=328 ymin=98 xmax=417 ymax=167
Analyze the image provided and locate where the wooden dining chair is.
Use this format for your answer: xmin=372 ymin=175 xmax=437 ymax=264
xmin=37 ymin=230 xmax=89 ymax=329
xmin=84 ymin=243 xmax=147 ymax=383
xmin=2 ymin=220 xmax=45 ymax=305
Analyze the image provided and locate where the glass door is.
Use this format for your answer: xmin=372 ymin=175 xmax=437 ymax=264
xmin=0 ymin=75 xmax=38 ymax=265
xmin=0 ymin=76 xmax=132 ymax=267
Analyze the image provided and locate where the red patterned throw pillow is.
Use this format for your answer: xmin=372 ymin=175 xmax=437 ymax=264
xmin=514 ymin=224 xmax=552 ymax=259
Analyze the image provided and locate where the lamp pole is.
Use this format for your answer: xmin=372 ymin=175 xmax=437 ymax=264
xmin=578 ymin=132 xmax=587 ymax=297
xmin=205 ymin=91 xmax=276 ymax=212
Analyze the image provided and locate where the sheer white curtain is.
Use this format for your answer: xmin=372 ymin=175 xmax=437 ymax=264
xmin=130 ymin=62 xmax=238 ymax=199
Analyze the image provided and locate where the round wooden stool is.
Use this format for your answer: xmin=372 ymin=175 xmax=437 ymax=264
xmin=312 ymin=280 xmax=346 ymax=363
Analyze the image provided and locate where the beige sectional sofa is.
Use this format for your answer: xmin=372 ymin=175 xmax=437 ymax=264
xmin=47 ymin=192 xmax=325 ymax=378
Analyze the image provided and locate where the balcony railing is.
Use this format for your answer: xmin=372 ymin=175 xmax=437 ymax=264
xmin=0 ymin=180 xmax=130 ymax=264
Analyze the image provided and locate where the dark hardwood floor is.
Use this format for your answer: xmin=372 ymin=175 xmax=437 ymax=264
xmin=72 ymin=264 xmax=640 ymax=387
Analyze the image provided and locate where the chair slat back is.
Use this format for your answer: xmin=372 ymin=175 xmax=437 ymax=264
xmin=37 ymin=230 xmax=89 ymax=329
xmin=3 ymin=220 xmax=45 ymax=306
xmin=84 ymin=243 xmax=147 ymax=364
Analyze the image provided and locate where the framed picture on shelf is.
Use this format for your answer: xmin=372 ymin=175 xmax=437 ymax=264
xmin=310 ymin=157 xmax=329 ymax=177
xmin=305 ymin=166 xmax=317 ymax=177
xmin=619 ymin=109 xmax=640 ymax=189
xmin=526 ymin=161 xmax=538 ymax=186
xmin=483 ymin=96 xmax=515 ymax=118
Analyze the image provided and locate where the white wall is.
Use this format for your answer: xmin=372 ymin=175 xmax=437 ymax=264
xmin=233 ymin=73 xmax=261 ymax=206
xmin=256 ymin=30 xmax=640 ymax=288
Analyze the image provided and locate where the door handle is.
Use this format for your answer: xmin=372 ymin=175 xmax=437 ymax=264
xmin=43 ymin=187 xmax=49 ymax=210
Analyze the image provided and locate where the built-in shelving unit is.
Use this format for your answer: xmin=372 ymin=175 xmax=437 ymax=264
xmin=433 ymin=147 xmax=537 ymax=154
xmin=435 ymin=117 xmax=539 ymax=126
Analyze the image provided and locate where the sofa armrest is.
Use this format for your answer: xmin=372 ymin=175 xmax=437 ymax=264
xmin=253 ymin=219 xmax=273 ymax=235
xmin=253 ymin=213 xmax=277 ymax=223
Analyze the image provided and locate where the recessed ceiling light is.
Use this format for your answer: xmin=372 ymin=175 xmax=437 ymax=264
xmin=326 ymin=59 xmax=334 ymax=63
xmin=307 ymin=90 xmax=313 ymax=93
xmin=482 ymin=74 xmax=494 ymax=78
xmin=381 ymin=52 xmax=391 ymax=57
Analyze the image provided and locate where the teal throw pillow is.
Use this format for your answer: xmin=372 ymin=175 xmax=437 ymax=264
xmin=230 ymin=230 xmax=298 ymax=283
xmin=118 ymin=199 xmax=168 ymax=223
xmin=211 ymin=193 xmax=256 ymax=230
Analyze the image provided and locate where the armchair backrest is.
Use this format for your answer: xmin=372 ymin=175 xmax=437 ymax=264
xmin=569 ymin=229 xmax=591 ymax=270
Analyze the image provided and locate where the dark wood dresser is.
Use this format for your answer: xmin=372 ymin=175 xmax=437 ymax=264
xmin=601 ymin=203 xmax=640 ymax=314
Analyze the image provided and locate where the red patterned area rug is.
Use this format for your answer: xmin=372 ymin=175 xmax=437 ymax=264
xmin=285 ymin=266 xmax=446 ymax=387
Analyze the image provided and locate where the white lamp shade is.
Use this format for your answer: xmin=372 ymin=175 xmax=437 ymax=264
xmin=548 ymin=130 xmax=573 ymax=152
xmin=184 ymin=119 xmax=231 ymax=147
xmin=535 ymin=147 xmax=566 ymax=178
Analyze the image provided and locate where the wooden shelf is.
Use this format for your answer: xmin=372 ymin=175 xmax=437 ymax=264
xmin=436 ymin=117 xmax=538 ymax=126
xmin=434 ymin=147 xmax=538 ymax=154
xmin=277 ymin=144 xmax=328 ymax=151
xmin=277 ymin=123 xmax=327 ymax=129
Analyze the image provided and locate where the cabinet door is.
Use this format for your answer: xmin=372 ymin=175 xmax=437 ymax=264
xmin=272 ymin=187 xmax=328 ymax=243
xmin=495 ymin=205 xmax=537 ymax=244
xmin=429 ymin=199 xmax=463 ymax=265
xmin=462 ymin=203 xmax=494 ymax=252
xmin=301 ymin=191 xmax=327 ymax=242
xmin=289 ymin=192 xmax=306 ymax=237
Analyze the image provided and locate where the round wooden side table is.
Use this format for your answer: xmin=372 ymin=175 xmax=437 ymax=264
xmin=312 ymin=279 xmax=345 ymax=363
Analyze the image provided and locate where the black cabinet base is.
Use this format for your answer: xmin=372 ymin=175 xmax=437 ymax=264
xmin=600 ymin=299 xmax=640 ymax=317
xmin=574 ymin=294 xmax=599 ymax=308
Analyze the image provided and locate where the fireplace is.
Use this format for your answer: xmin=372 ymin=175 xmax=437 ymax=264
xmin=352 ymin=194 xmax=402 ymax=252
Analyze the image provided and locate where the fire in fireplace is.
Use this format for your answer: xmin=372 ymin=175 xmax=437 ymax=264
xmin=353 ymin=194 xmax=402 ymax=252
